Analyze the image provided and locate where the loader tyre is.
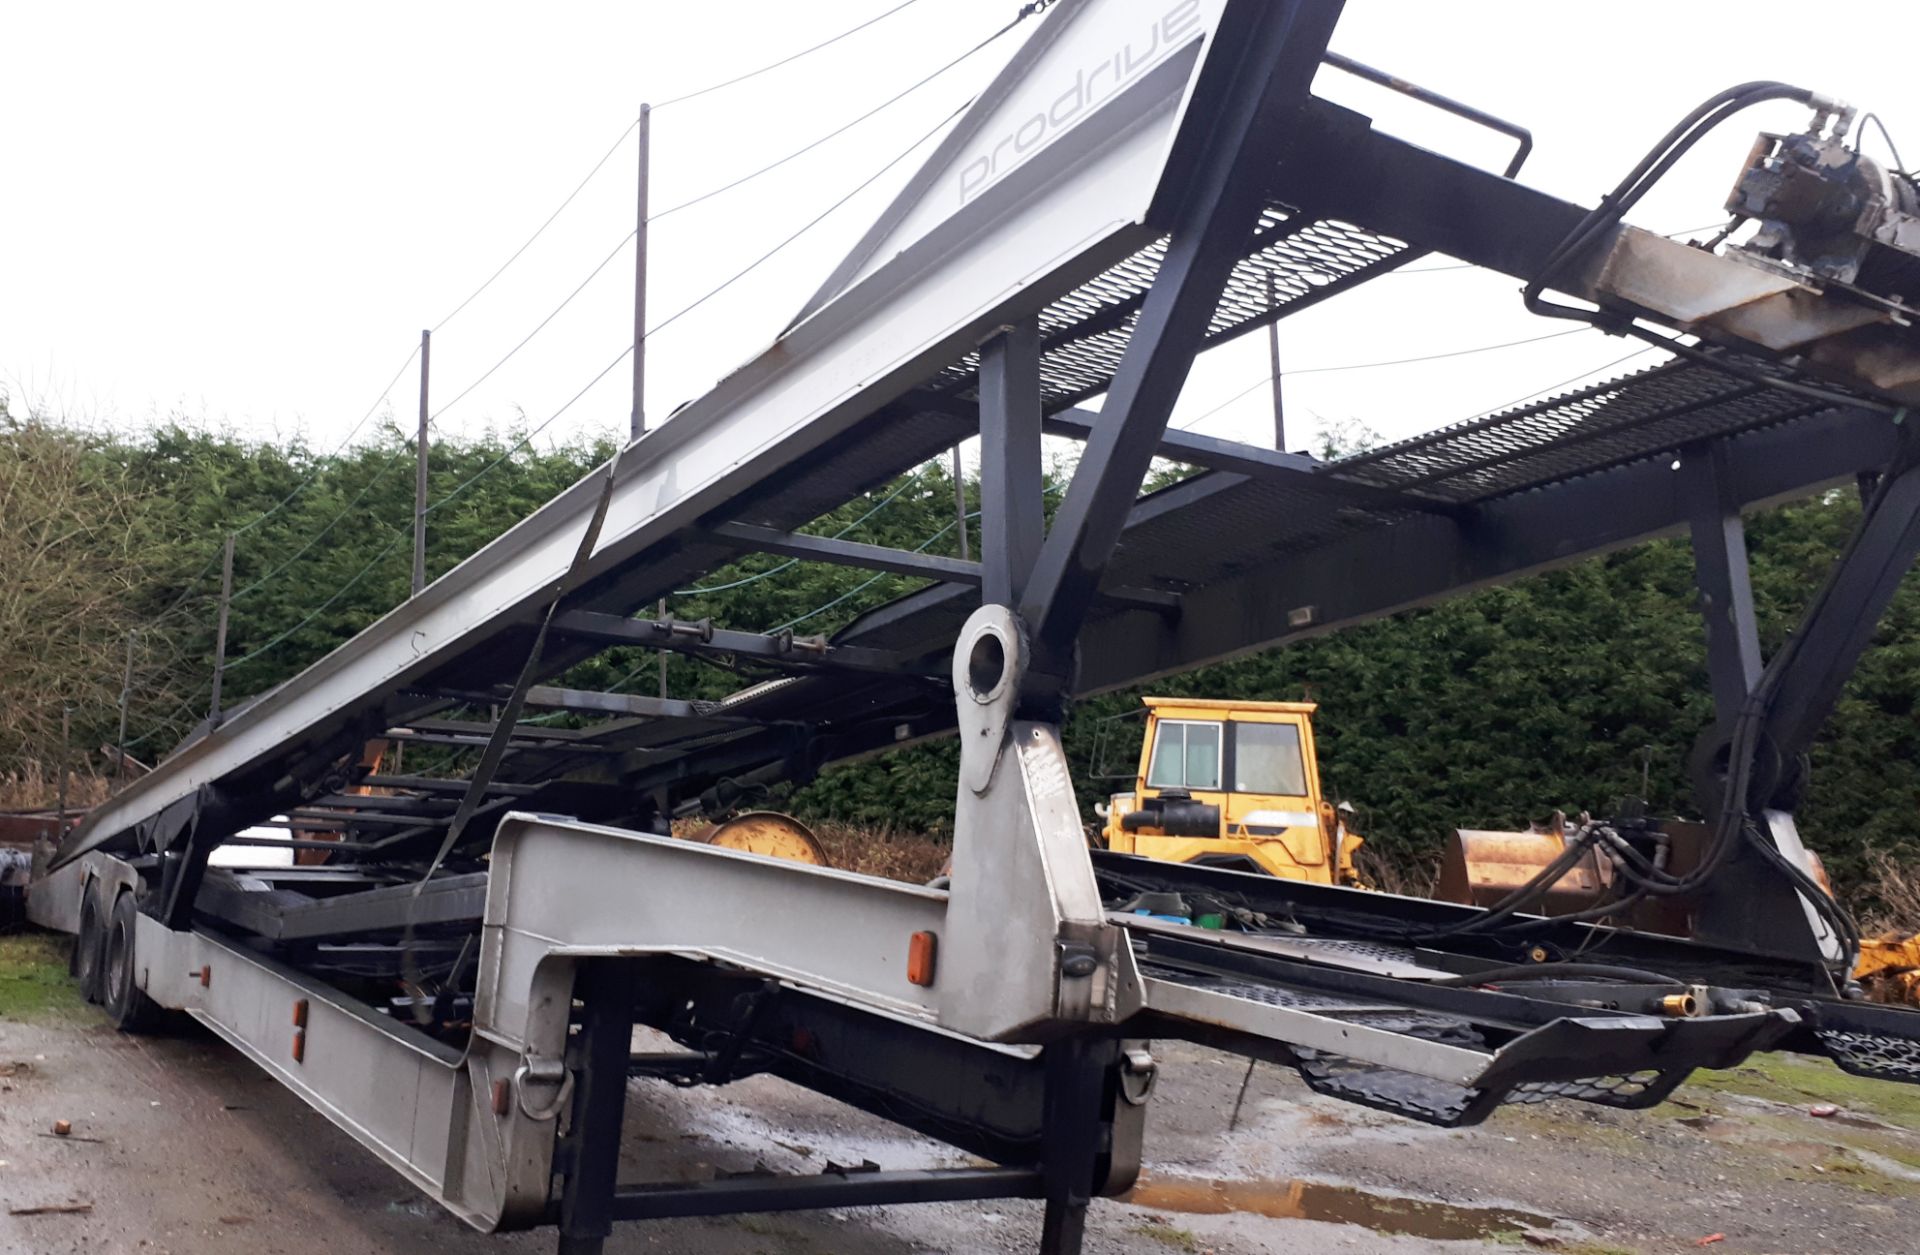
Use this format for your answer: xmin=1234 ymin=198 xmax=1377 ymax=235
xmin=73 ymin=886 xmax=105 ymax=1004
xmin=103 ymin=891 xmax=159 ymax=1033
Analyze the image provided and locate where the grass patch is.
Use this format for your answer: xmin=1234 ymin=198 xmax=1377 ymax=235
xmin=1132 ymin=1222 xmax=1202 ymax=1251
xmin=0 ymin=930 xmax=83 ymax=1021
xmin=1691 ymin=1052 xmax=1920 ymax=1128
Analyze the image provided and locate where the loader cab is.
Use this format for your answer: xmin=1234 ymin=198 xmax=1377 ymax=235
xmin=1101 ymin=697 xmax=1360 ymax=885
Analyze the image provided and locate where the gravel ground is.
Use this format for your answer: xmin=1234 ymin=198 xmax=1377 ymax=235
xmin=3 ymin=954 xmax=1918 ymax=1254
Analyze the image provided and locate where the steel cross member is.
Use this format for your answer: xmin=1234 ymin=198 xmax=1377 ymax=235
xmin=1018 ymin=0 xmax=1344 ymax=696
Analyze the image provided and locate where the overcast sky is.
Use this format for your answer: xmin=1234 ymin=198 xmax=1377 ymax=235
xmin=4 ymin=1 xmax=1913 ymax=466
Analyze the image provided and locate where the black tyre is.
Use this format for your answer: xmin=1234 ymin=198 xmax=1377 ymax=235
xmin=102 ymin=891 xmax=159 ymax=1033
xmin=73 ymin=887 xmax=105 ymax=1004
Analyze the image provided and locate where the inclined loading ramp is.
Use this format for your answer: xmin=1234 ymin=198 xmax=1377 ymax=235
xmin=36 ymin=0 xmax=1920 ymax=1251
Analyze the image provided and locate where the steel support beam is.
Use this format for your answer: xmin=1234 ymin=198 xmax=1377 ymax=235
xmin=361 ymin=774 xmax=537 ymax=796
xmin=702 ymin=521 xmax=981 ymax=585
xmin=601 ymin=1168 xmax=1045 ymax=1222
xmin=1063 ymin=407 xmax=1898 ymax=693
xmin=1281 ymin=99 xmax=1590 ymax=283
xmin=195 ymin=870 xmax=489 ymax=940
xmin=424 ymin=684 xmax=731 ymax=723
xmin=1020 ymin=0 xmax=1343 ymax=688
xmin=1758 ymin=441 xmax=1920 ymax=773
xmin=978 ymin=320 xmax=1045 ymax=607
xmin=551 ymin=610 xmax=921 ymax=676
xmin=1040 ymin=406 xmax=1464 ymax=518
xmin=1683 ymin=440 xmax=1765 ymax=732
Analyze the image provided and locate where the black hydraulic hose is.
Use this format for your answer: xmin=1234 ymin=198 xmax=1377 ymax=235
xmin=1525 ymin=81 xmax=1822 ymax=322
xmin=1407 ymin=823 xmax=1609 ymax=941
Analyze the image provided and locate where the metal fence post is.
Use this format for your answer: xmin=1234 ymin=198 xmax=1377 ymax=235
xmin=209 ymin=533 xmax=235 ymax=727
xmin=414 ymin=328 xmax=432 ymax=597
xmin=56 ymin=703 xmax=71 ymax=836
xmin=114 ymin=630 xmax=135 ymax=786
xmin=632 ymin=102 xmax=651 ymax=444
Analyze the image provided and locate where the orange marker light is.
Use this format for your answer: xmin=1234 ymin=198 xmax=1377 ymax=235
xmin=292 ymin=998 xmax=309 ymax=1028
xmin=907 ymin=931 xmax=938 ymax=987
xmin=291 ymin=1029 xmax=305 ymax=1064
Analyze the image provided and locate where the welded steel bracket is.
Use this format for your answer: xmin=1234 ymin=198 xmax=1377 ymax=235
xmin=942 ymin=605 xmax=1143 ymax=1041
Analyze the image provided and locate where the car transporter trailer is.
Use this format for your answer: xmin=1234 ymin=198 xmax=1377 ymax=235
xmin=27 ymin=1 xmax=1920 ymax=1250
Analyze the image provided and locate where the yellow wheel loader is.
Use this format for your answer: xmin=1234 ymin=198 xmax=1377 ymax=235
xmin=1097 ymin=697 xmax=1365 ymax=886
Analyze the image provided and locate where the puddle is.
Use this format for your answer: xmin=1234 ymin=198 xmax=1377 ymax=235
xmin=1124 ymin=1174 xmax=1554 ymax=1241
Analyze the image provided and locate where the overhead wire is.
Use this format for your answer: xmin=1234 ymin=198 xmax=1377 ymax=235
xmin=425 ymin=342 xmax=635 ymax=515
xmin=224 ymin=535 xmax=409 ymax=671
xmin=427 ymin=229 xmax=638 ymax=427
xmin=148 ymin=114 xmax=638 ymax=625
xmin=649 ymin=3 xmax=1038 ymax=222
xmin=145 ymin=344 xmax=422 ymax=623
xmin=652 ymin=0 xmax=928 ymax=110
xmin=433 ymin=119 xmax=641 ymax=333
xmin=1172 ymin=327 xmax=1599 ymax=433
xmin=773 ymin=509 xmax=976 ymax=633
xmin=645 ymin=95 xmax=972 ymax=342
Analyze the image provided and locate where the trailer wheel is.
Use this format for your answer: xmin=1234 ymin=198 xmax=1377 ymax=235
xmin=73 ymin=886 xmax=105 ymax=1004
xmin=102 ymin=892 xmax=159 ymax=1033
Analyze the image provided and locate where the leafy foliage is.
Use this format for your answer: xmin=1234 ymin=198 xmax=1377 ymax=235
xmin=2 ymin=409 xmax=1915 ymax=908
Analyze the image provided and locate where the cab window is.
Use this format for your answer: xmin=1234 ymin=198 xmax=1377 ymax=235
xmin=1146 ymin=720 xmax=1221 ymax=790
xmin=1232 ymin=721 xmax=1307 ymax=796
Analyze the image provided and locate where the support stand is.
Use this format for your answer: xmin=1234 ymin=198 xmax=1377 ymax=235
xmin=1039 ymin=1038 xmax=1109 ymax=1254
xmin=557 ymin=959 xmax=636 ymax=1255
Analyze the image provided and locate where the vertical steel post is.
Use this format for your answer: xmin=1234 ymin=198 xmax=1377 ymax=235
xmin=56 ymin=704 xmax=70 ymax=838
xmin=113 ymin=630 xmax=135 ymax=785
xmin=634 ymin=106 xmax=663 ymax=700
xmin=1267 ymin=274 xmax=1285 ymax=451
xmin=1682 ymin=441 xmax=1762 ymax=733
xmin=978 ymin=321 xmax=1044 ymax=608
xmin=414 ymin=328 xmax=432 ymax=597
xmin=209 ymin=533 xmax=236 ymax=727
xmin=952 ymin=446 xmax=970 ymax=561
xmin=631 ymin=103 xmax=651 ymax=444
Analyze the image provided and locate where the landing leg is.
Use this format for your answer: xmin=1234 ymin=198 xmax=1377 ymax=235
xmin=557 ymin=959 xmax=635 ymax=1255
xmin=1038 ymin=1038 xmax=1108 ymax=1255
